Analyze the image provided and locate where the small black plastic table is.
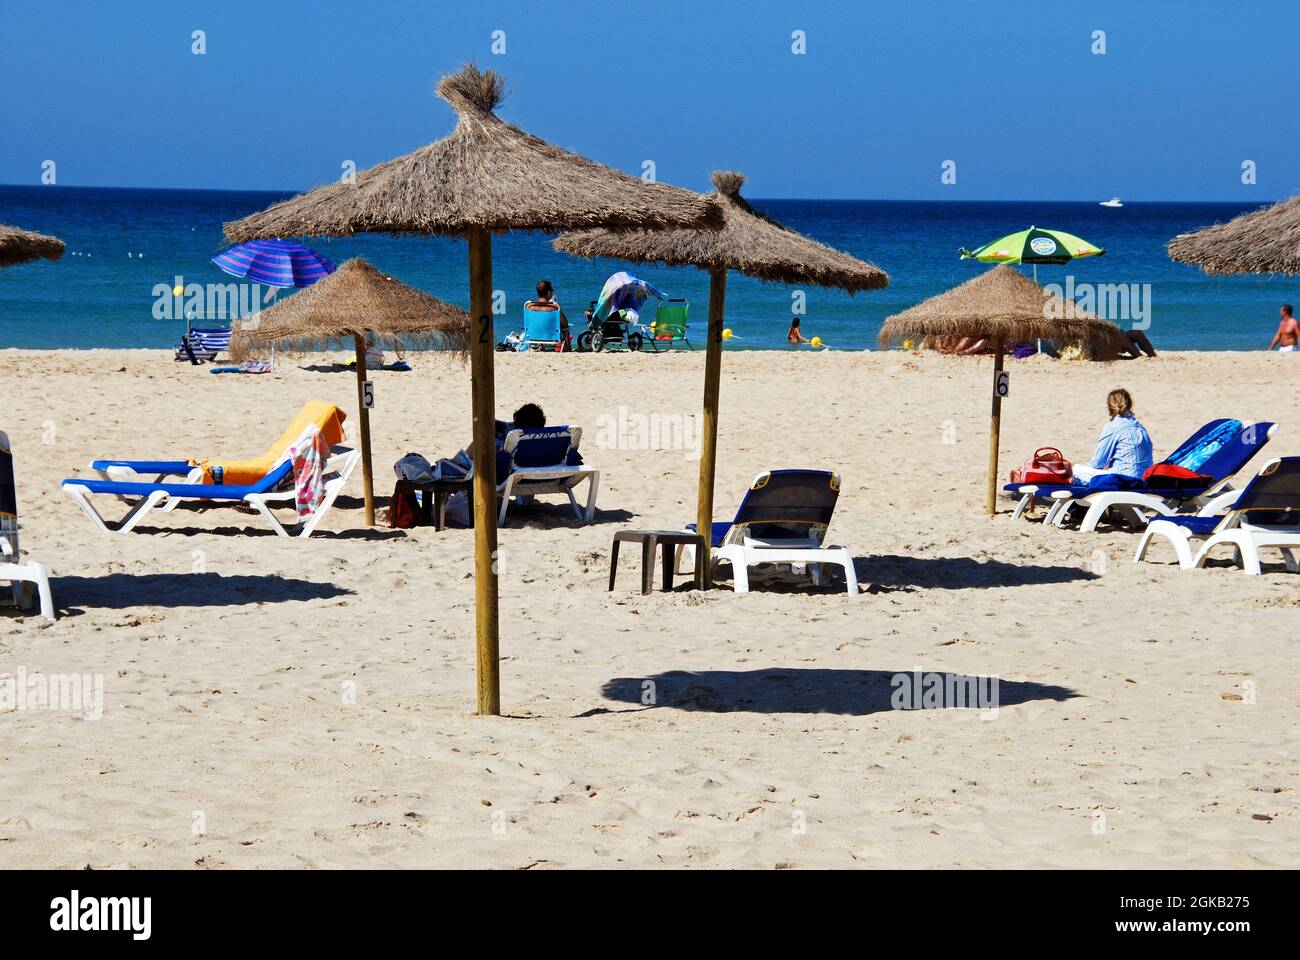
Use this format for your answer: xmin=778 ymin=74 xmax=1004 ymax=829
xmin=608 ymin=529 xmax=705 ymax=595
xmin=393 ymin=477 xmax=474 ymax=530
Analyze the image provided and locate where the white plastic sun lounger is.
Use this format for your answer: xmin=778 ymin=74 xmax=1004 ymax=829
xmin=680 ymin=469 xmax=859 ymax=595
xmin=62 ymin=426 xmax=360 ymax=538
xmin=1134 ymin=457 xmax=1300 ymax=574
xmin=1 ymin=431 xmax=55 ymax=621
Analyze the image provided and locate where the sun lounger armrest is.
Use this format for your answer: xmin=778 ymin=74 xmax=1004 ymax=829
xmin=1196 ymin=488 xmax=1242 ymax=516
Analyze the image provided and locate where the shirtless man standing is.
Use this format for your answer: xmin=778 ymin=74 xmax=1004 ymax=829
xmin=1268 ymin=303 xmax=1299 ymax=352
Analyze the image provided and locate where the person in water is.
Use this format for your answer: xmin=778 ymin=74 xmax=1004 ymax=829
xmin=787 ymin=317 xmax=811 ymax=345
xmin=1070 ymin=388 xmax=1154 ymax=484
xmin=1268 ymin=303 xmax=1299 ymax=352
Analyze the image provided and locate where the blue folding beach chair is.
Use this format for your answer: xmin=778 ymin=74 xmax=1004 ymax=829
xmin=520 ymin=302 xmax=566 ymax=352
xmin=1134 ymin=456 xmax=1300 ymax=573
xmin=493 ymin=426 xmax=598 ymax=525
xmin=682 ymin=469 xmax=859 ymax=594
xmin=1005 ymin=419 xmax=1275 ymax=531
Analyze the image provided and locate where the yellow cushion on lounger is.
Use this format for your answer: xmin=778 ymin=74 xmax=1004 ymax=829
xmin=196 ymin=401 xmax=347 ymax=484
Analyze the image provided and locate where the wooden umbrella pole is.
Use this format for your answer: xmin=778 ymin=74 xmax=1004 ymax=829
xmin=467 ymin=226 xmax=501 ymax=716
xmin=986 ymin=338 xmax=1005 ymax=515
xmin=352 ymin=333 xmax=376 ymax=526
xmin=696 ymin=266 xmax=727 ymax=587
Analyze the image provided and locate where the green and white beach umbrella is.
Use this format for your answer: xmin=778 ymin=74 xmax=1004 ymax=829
xmin=959 ymin=226 xmax=1104 ymax=268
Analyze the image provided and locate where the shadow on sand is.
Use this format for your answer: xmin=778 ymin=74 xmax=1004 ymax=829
xmin=601 ymin=668 xmax=1079 ymax=716
xmin=854 ymin=554 xmax=1097 ymax=591
xmin=51 ymin=572 xmax=353 ymax=612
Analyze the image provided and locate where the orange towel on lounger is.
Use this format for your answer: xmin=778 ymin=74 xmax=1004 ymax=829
xmin=196 ymin=401 xmax=346 ymax=484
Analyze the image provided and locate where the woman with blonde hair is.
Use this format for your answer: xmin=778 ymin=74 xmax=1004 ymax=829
xmin=1071 ymin=388 xmax=1154 ymax=484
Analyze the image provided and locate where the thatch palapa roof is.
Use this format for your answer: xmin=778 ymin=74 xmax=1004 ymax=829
xmin=553 ymin=171 xmax=888 ymax=291
xmin=0 ymin=223 xmax=65 ymax=267
xmin=1167 ymin=195 xmax=1300 ymax=275
xmin=224 ymin=64 xmax=722 ymax=242
xmin=878 ymin=265 xmax=1130 ymax=353
xmin=229 ymin=258 xmax=469 ymax=360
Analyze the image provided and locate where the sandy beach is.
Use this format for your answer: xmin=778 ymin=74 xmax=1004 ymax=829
xmin=1 ymin=347 xmax=1296 ymax=869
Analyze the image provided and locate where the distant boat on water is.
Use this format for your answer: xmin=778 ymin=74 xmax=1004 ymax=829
xmin=1100 ymin=197 xmax=1124 ymax=208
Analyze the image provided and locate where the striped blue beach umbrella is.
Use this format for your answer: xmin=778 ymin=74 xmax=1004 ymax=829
xmin=211 ymin=238 xmax=337 ymax=288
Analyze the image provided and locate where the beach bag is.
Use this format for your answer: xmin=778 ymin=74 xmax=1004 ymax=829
xmin=1010 ymin=447 xmax=1072 ymax=484
xmin=1142 ymin=462 xmax=1214 ymax=490
xmin=393 ymin=452 xmax=434 ymax=483
xmin=389 ymin=482 xmax=421 ymax=528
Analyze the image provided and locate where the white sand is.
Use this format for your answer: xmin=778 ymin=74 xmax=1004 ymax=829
xmin=0 ymin=347 xmax=1296 ymax=868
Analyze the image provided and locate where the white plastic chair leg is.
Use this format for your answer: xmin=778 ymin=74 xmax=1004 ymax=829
xmin=1194 ymin=531 xmax=1262 ymax=575
xmin=29 ymin=561 xmax=54 ymax=621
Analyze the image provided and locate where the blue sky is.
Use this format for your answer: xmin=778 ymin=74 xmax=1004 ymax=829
xmin=3 ymin=0 xmax=1297 ymax=200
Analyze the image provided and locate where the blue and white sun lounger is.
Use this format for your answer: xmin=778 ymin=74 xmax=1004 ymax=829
xmin=1005 ymin=419 xmax=1275 ymax=531
xmin=1134 ymin=457 xmax=1300 ymax=574
xmin=494 ymin=426 xmax=598 ymax=525
xmin=681 ymin=469 xmax=859 ymax=595
xmin=62 ymin=429 xmax=360 ymax=537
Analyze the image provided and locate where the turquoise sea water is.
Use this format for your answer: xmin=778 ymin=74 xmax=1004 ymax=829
xmin=0 ymin=184 xmax=1293 ymax=351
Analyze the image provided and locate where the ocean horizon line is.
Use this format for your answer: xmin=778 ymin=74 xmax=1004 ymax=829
xmin=0 ymin=182 xmax=1281 ymax=206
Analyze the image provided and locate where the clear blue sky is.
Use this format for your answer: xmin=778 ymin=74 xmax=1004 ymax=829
xmin=3 ymin=0 xmax=1297 ymax=200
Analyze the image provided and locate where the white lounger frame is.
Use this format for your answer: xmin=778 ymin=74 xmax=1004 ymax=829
xmin=1 ymin=431 xmax=55 ymax=621
xmin=496 ymin=427 xmax=599 ymax=526
xmin=1133 ymin=466 xmax=1300 ymax=575
xmin=713 ymin=533 xmax=860 ymax=596
xmin=676 ymin=472 xmax=859 ymax=595
xmin=64 ymin=427 xmax=360 ymax=538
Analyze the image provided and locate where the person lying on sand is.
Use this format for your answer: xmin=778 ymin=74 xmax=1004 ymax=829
xmin=1268 ymin=303 xmax=1299 ymax=352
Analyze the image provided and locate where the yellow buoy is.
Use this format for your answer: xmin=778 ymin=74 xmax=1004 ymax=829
xmin=810 ymin=336 xmax=822 ymax=348
xmin=722 ymin=328 xmax=734 ymax=340
xmin=172 ymin=284 xmax=184 ymax=297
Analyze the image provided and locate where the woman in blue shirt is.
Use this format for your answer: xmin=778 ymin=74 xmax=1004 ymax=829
xmin=1071 ymin=388 xmax=1154 ymax=483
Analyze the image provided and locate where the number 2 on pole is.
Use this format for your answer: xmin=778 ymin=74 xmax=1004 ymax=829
xmin=478 ymin=315 xmax=491 ymax=344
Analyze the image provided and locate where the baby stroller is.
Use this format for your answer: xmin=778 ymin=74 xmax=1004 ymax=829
xmin=575 ymin=272 xmax=664 ymax=353
xmin=575 ymin=301 xmax=646 ymax=352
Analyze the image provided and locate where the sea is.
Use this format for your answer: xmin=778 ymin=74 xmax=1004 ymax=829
xmin=0 ymin=184 xmax=1291 ymax=352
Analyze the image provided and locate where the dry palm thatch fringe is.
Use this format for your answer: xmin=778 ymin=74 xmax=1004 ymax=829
xmin=554 ymin=170 xmax=888 ymax=291
xmin=228 ymin=259 xmax=470 ymax=362
xmin=0 ymin=223 xmax=65 ymax=267
xmin=1167 ymin=195 xmax=1300 ymax=275
xmin=877 ymin=264 xmax=1131 ymax=356
xmin=224 ymin=63 xmax=722 ymax=242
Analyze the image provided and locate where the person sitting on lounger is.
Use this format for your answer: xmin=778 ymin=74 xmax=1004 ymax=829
xmin=1070 ymin=388 xmax=1154 ymax=484
xmin=1268 ymin=303 xmax=1299 ymax=352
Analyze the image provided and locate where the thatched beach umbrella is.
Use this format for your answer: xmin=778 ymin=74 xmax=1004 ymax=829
xmin=230 ymin=258 xmax=469 ymax=526
xmin=878 ymin=265 xmax=1130 ymax=514
xmin=0 ymin=224 xmax=65 ymax=267
xmin=555 ymin=171 xmax=888 ymax=582
xmin=1168 ymin=195 xmax=1300 ymax=275
xmin=224 ymin=64 xmax=720 ymax=716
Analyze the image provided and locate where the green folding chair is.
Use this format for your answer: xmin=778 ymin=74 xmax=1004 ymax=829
xmin=648 ymin=299 xmax=691 ymax=350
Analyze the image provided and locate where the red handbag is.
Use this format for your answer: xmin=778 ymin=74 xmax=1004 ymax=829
xmin=1010 ymin=447 xmax=1073 ymax=484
